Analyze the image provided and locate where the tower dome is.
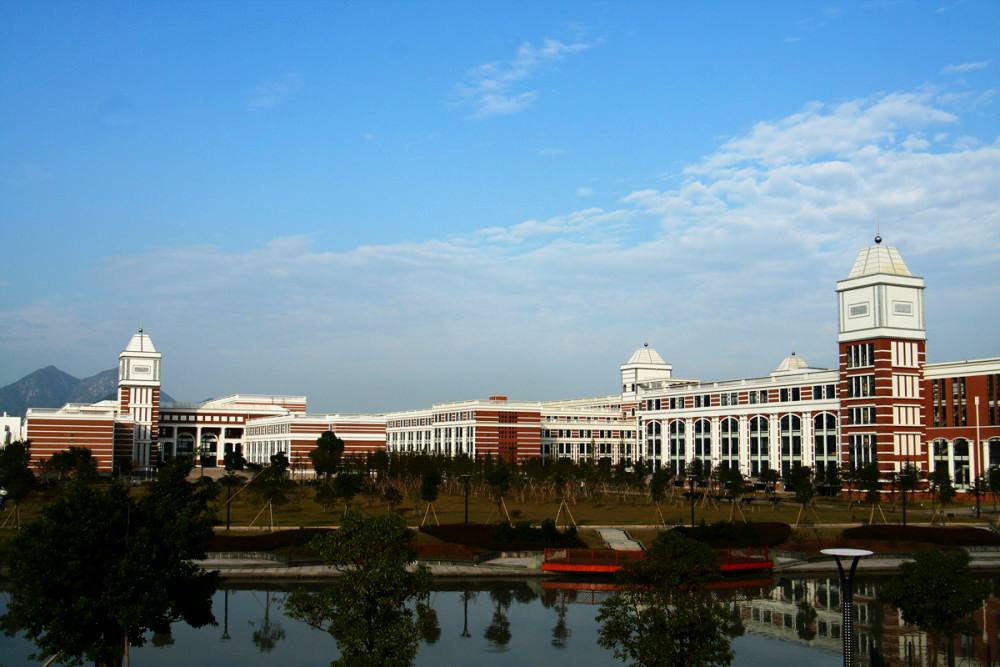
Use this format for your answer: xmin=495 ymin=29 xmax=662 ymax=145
xmin=627 ymin=343 xmax=666 ymax=365
xmin=774 ymin=352 xmax=809 ymax=373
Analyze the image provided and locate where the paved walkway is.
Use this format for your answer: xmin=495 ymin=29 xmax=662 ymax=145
xmin=595 ymin=528 xmax=643 ymax=551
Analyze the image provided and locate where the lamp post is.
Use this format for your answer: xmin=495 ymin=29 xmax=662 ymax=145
xmin=460 ymin=474 xmax=471 ymax=525
xmin=822 ymin=548 xmax=874 ymax=667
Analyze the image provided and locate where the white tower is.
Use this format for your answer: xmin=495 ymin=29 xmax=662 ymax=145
xmin=118 ymin=329 xmax=161 ymax=467
xmin=836 ymin=236 xmax=926 ymax=475
xmin=620 ymin=343 xmax=673 ymax=402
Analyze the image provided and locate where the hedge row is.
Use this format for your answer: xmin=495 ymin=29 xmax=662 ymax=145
xmin=841 ymin=525 xmax=1000 ymax=546
xmin=674 ymin=521 xmax=792 ymax=548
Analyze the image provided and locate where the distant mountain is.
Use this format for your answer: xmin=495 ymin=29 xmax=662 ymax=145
xmin=0 ymin=366 xmax=174 ymax=417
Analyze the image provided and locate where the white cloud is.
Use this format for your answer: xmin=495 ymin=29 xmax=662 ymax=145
xmin=576 ymin=186 xmax=594 ymax=198
xmin=248 ymin=72 xmax=303 ymax=109
xmin=453 ymin=37 xmax=597 ymax=118
xmin=362 ymin=132 xmax=377 ymax=141
xmin=942 ymin=60 xmax=990 ymax=73
xmin=6 ymin=88 xmax=998 ymax=410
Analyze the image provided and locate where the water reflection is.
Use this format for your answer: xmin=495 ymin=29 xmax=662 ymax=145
xmin=3 ymin=576 xmax=1000 ymax=666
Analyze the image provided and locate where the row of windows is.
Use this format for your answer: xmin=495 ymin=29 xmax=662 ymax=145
xmin=643 ymin=414 xmax=838 ymax=477
xmin=541 ymin=429 xmax=636 ymax=439
xmin=162 ymin=413 xmax=243 ymax=423
xmin=645 ymin=384 xmax=837 ymax=411
xmin=246 ymin=423 xmax=289 ymax=436
xmin=932 ymin=377 xmax=970 ymax=428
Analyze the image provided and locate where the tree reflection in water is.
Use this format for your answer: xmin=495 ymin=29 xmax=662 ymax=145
xmin=250 ymin=591 xmax=286 ymax=653
xmin=484 ymin=589 xmax=513 ymax=649
xmin=542 ymin=587 xmax=576 ymax=649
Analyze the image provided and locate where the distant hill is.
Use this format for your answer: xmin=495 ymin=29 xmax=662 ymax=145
xmin=0 ymin=366 xmax=174 ymax=417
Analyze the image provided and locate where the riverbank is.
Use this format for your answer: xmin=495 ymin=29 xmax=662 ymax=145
xmin=197 ymin=555 xmax=547 ymax=581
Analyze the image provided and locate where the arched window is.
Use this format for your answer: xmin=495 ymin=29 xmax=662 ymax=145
xmin=176 ymin=432 xmax=195 ymax=458
xmin=813 ymin=413 xmax=838 ymax=477
xmin=990 ymin=438 xmax=1000 ymax=469
xmin=932 ymin=439 xmax=949 ymax=473
xmin=200 ymin=433 xmax=218 ymax=468
xmin=749 ymin=416 xmax=769 ymax=477
xmin=645 ymin=421 xmax=662 ymax=461
xmin=720 ymin=418 xmax=739 ymax=470
xmin=779 ymin=415 xmax=802 ymax=477
xmin=668 ymin=420 xmax=686 ymax=476
xmin=694 ymin=419 xmax=712 ymax=472
xmin=953 ymin=438 xmax=970 ymax=488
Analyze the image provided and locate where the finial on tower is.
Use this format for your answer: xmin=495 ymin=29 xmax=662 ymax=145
xmin=643 ymin=341 xmax=649 ymax=348
xmin=874 ymin=216 xmax=882 ymax=245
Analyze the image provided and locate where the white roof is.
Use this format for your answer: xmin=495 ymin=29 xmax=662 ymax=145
xmin=774 ymin=353 xmax=809 ymax=373
xmin=847 ymin=244 xmax=912 ymax=279
xmin=627 ymin=344 xmax=666 ymax=365
xmin=124 ymin=331 xmax=157 ymax=353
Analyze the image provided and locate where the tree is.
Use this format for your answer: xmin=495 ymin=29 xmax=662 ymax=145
xmin=3 ymin=459 xmax=218 ymax=667
xmin=251 ymin=451 xmax=294 ymax=529
xmin=597 ymin=531 xmax=735 ymax=667
xmin=685 ymin=460 xmax=706 ymax=527
xmin=858 ymin=462 xmax=885 ymax=524
xmin=44 ymin=446 xmax=98 ymax=481
xmin=929 ymin=467 xmax=956 ymax=526
xmin=419 ymin=468 xmax=442 ymax=526
xmin=719 ymin=467 xmax=748 ymax=522
xmin=334 ymin=473 xmax=364 ymax=516
xmin=649 ymin=468 xmax=672 ymax=527
xmin=759 ymin=468 xmax=780 ymax=507
xmin=285 ymin=512 xmax=434 ymax=667
xmin=221 ymin=449 xmax=247 ymax=530
xmin=785 ymin=464 xmax=817 ymax=527
xmin=310 ymin=432 xmax=345 ymax=480
xmin=0 ymin=440 xmax=35 ymax=523
xmin=989 ymin=466 xmax=1000 ymax=512
xmin=487 ymin=460 xmax=513 ymax=524
xmin=898 ymin=464 xmax=921 ymax=527
xmin=383 ymin=485 xmax=403 ymax=514
xmin=880 ymin=549 xmax=987 ymax=667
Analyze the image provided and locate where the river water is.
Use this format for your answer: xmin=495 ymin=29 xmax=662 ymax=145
xmin=1 ymin=575 xmax=987 ymax=666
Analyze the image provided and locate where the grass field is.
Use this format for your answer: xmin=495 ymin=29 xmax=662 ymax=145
xmin=212 ymin=483 xmax=986 ymax=530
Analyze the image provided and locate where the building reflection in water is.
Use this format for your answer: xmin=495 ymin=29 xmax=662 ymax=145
xmin=544 ymin=575 xmax=1000 ymax=667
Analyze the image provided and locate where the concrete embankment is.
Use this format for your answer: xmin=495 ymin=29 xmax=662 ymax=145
xmin=196 ymin=556 xmax=548 ymax=581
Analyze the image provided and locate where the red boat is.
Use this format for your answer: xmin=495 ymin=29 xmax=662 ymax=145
xmin=541 ymin=546 xmax=772 ymax=575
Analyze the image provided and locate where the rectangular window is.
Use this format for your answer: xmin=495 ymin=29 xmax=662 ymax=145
xmin=792 ymin=387 xmax=800 ymax=401
xmin=892 ymin=301 xmax=913 ymax=315
xmin=849 ymin=406 xmax=876 ymax=425
xmin=847 ymin=343 xmax=875 ymax=369
xmin=989 ymin=375 xmax=1000 ymax=426
xmin=780 ymin=388 xmax=788 ymax=402
xmin=849 ymin=433 xmax=877 ymax=466
xmin=952 ymin=378 xmax=968 ymax=427
xmin=849 ymin=375 xmax=875 ymax=398
xmin=848 ymin=303 xmax=869 ymax=318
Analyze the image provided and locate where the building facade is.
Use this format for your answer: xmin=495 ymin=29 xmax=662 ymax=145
xmin=8 ymin=237 xmax=1000 ymax=487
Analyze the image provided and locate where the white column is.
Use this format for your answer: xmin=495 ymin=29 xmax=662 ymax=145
xmin=739 ymin=415 xmax=750 ymax=476
xmin=802 ymin=411 xmax=813 ymax=467
xmin=711 ymin=416 xmax=721 ymax=467
xmin=684 ymin=418 xmax=694 ymax=465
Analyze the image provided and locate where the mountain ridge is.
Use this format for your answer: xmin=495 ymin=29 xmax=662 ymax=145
xmin=0 ymin=367 xmax=173 ymax=417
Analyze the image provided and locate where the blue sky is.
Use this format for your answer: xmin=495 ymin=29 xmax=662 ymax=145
xmin=1 ymin=1 xmax=998 ymax=411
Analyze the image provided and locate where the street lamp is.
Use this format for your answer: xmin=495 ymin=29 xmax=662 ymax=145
xmin=822 ymin=548 xmax=874 ymax=667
